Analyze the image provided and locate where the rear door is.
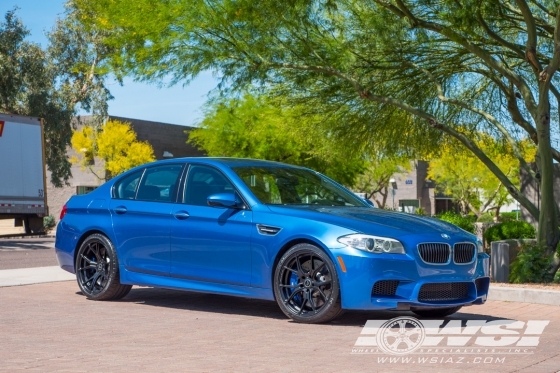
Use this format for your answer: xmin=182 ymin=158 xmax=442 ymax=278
xmin=110 ymin=164 xmax=184 ymax=275
xmin=170 ymin=164 xmax=253 ymax=286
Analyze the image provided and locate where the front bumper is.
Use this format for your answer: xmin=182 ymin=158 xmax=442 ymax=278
xmin=334 ymin=246 xmax=490 ymax=310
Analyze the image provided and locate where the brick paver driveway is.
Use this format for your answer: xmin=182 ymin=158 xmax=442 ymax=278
xmin=0 ymin=281 xmax=559 ymax=373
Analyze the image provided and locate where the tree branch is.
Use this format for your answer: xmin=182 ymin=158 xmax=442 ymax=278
xmin=268 ymin=58 xmax=541 ymax=220
xmin=529 ymin=0 xmax=556 ymax=17
xmin=373 ymin=0 xmax=539 ymax=120
xmin=411 ymin=62 xmax=539 ymax=180
xmin=515 ymin=0 xmax=542 ymax=72
xmin=476 ymin=9 xmax=525 ymax=59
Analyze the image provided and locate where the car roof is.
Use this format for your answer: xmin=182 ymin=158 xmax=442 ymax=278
xmin=157 ymin=157 xmax=307 ymax=169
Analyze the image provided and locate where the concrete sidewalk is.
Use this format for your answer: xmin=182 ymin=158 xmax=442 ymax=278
xmin=0 ymin=266 xmax=75 ymax=287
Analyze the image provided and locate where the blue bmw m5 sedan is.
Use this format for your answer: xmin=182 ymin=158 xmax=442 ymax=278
xmin=55 ymin=158 xmax=490 ymax=323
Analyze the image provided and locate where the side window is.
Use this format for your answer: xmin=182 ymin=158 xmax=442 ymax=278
xmin=136 ymin=164 xmax=183 ymax=202
xmin=183 ymin=165 xmax=235 ymax=206
xmin=114 ymin=170 xmax=144 ymax=199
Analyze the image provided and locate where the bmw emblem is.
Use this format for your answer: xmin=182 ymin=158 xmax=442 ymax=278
xmin=441 ymin=233 xmax=450 ymax=240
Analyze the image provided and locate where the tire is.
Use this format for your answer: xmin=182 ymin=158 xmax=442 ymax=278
xmin=75 ymin=233 xmax=131 ymax=300
xmin=411 ymin=306 xmax=462 ymax=318
xmin=273 ymin=243 xmax=343 ymax=323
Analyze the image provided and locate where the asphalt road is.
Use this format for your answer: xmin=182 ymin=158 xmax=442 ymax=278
xmin=0 ymin=237 xmax=58 ymax=270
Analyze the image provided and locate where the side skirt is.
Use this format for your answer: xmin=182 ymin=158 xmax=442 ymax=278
xmin=120 ymin=267 xmax=275 ymax=301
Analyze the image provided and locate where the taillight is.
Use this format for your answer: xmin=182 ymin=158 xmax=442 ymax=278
xmin=60 ymin=204 xmax=68 ymax=220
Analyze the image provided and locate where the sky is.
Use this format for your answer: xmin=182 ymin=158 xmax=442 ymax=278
xmin=1 ymin=0 xmax=219 ymax=127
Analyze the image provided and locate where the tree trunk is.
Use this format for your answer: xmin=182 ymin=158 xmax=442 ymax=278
xmin=535 ymin=86 xmax=560 ymax=263
xmin=494 ymin=206 xmax=500 ymax=222
xmin=104 ymin=168 xmax=113 ymax=182
xmin=373 ymin=186 xmax=389 ymax=208
xmin=459 ymin=200 xmax=468 ymax=215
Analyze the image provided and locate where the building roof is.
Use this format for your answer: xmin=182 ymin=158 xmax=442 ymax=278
xmin=108 ymin=116 xmax=205 ymax=160
xmin=75 ymin=115 xmax=206 ymax=160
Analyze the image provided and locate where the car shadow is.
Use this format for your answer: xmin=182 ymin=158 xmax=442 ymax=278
xmin=80 ymin=287 xmax=508 ymax=326
xmin=0 ymin=239 xmax=54 ymax=250
xmin=84 ymin=287 xmax=288 ymax=321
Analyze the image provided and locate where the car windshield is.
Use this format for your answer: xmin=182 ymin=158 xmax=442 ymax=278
xmin=232 ymin=166 xmax=367 ymax=207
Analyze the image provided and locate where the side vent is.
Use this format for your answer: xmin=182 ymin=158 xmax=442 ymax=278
xmin=256 ymin=224 xmax=281 ymax=236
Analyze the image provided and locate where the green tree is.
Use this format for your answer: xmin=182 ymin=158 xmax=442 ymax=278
xmin=73 ymin=0 xmax=560 ymax=266
xmin=0 ymin=7 xmax=113 ymax=186
xmin=71 ymin=119 xmax=155 ymax=181
xmin=429 ymin=136 xmax=537 ymax=219
xmin=353 ymin=157 xmax=411 ymax=209
xmin=189 ymin=94 xmax=365 ymax=186
xmin=47 ymin=4 xmax=116 ymax=126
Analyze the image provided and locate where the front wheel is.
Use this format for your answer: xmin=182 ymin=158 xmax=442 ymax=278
xmin=411 ymin=306 xmax=462 ymax=318
xmin=273 ymin=243 xmax=343 ymax=323
xmin=75 ymin=233 xmax=131 ymax=300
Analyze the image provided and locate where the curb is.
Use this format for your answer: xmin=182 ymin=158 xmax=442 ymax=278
xmin=488 ymin=285 xmax=560 ymax=306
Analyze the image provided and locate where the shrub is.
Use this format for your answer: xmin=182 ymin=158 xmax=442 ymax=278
xmin=509 ymin=244 xmax=553 ymax=283
xmin=436 ymin=211 xmax=476 ymax=233
xmin=483 ymin=220 xmax=535 ymax=245
xmin=500 ymin=212 xmax=519 ymax=221
xmin=476 ymin=213 xmax=494 ymax=223
xmin=476 ymin=211 xmax=519 ymax=223
xmin=43 ymin=215 xmax=56 ymax=233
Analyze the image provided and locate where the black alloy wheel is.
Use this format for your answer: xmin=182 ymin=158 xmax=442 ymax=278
xmin=274 ymin=243 xmax=343 ymax=323
xmin=75 ymin=233 xmax=131 ymax=300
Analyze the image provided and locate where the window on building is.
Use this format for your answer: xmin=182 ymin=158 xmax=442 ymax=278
xmin=76 ymin=186 xmax=97 ymax=195
xmin=399 ymin=199 xmax=420 ymax=213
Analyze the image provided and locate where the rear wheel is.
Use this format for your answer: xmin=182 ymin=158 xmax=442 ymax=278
xmin=411 ymin=306 xmax=462 ymax=318
xmin=75 ymin=233 xmax=131 ymax=300
xmin=273 ymin=243 xmax=343 ymax=323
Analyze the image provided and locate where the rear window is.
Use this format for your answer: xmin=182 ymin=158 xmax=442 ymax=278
xmin=114 ymin=170 xmax=143 ymax=199
xmin=136 ymin=165 xmax=183 ymax=202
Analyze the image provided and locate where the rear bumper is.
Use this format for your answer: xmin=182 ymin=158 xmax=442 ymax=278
xmin=334 ymin=247 xmax=490 ymax=310
xmin=55 ymin=223 xmax=78 ymax=274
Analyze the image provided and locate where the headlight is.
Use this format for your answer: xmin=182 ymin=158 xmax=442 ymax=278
xmin=337 ymin=234 xmax=405 ymax=254
xmin=477 ymin=239 xmax=484 ymax=253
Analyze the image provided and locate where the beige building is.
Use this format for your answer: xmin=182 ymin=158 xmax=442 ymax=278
xmin=47 ymin=116 xmax=205 ymax=220
xmin=385 ymin=160 xmax=437 ymax=215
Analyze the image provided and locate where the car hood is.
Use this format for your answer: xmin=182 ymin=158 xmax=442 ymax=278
xmin=266 ymin=205 xmax=470 ymax=238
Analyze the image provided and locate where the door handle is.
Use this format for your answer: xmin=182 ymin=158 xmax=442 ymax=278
xmin=114 ymin=206 xmax=128 ymax=214
xmin=174 ymin=211 xmax=190 ymax=220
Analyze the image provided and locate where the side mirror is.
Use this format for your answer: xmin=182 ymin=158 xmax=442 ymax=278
xmin=207 ymin=192 xmax=240 ymax=208
xmin=364 ymin=199 xmax=375 ymax=208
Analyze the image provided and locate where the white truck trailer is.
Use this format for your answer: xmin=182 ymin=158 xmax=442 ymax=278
xmin=0 ymin=113 xmax=48 ymax=234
